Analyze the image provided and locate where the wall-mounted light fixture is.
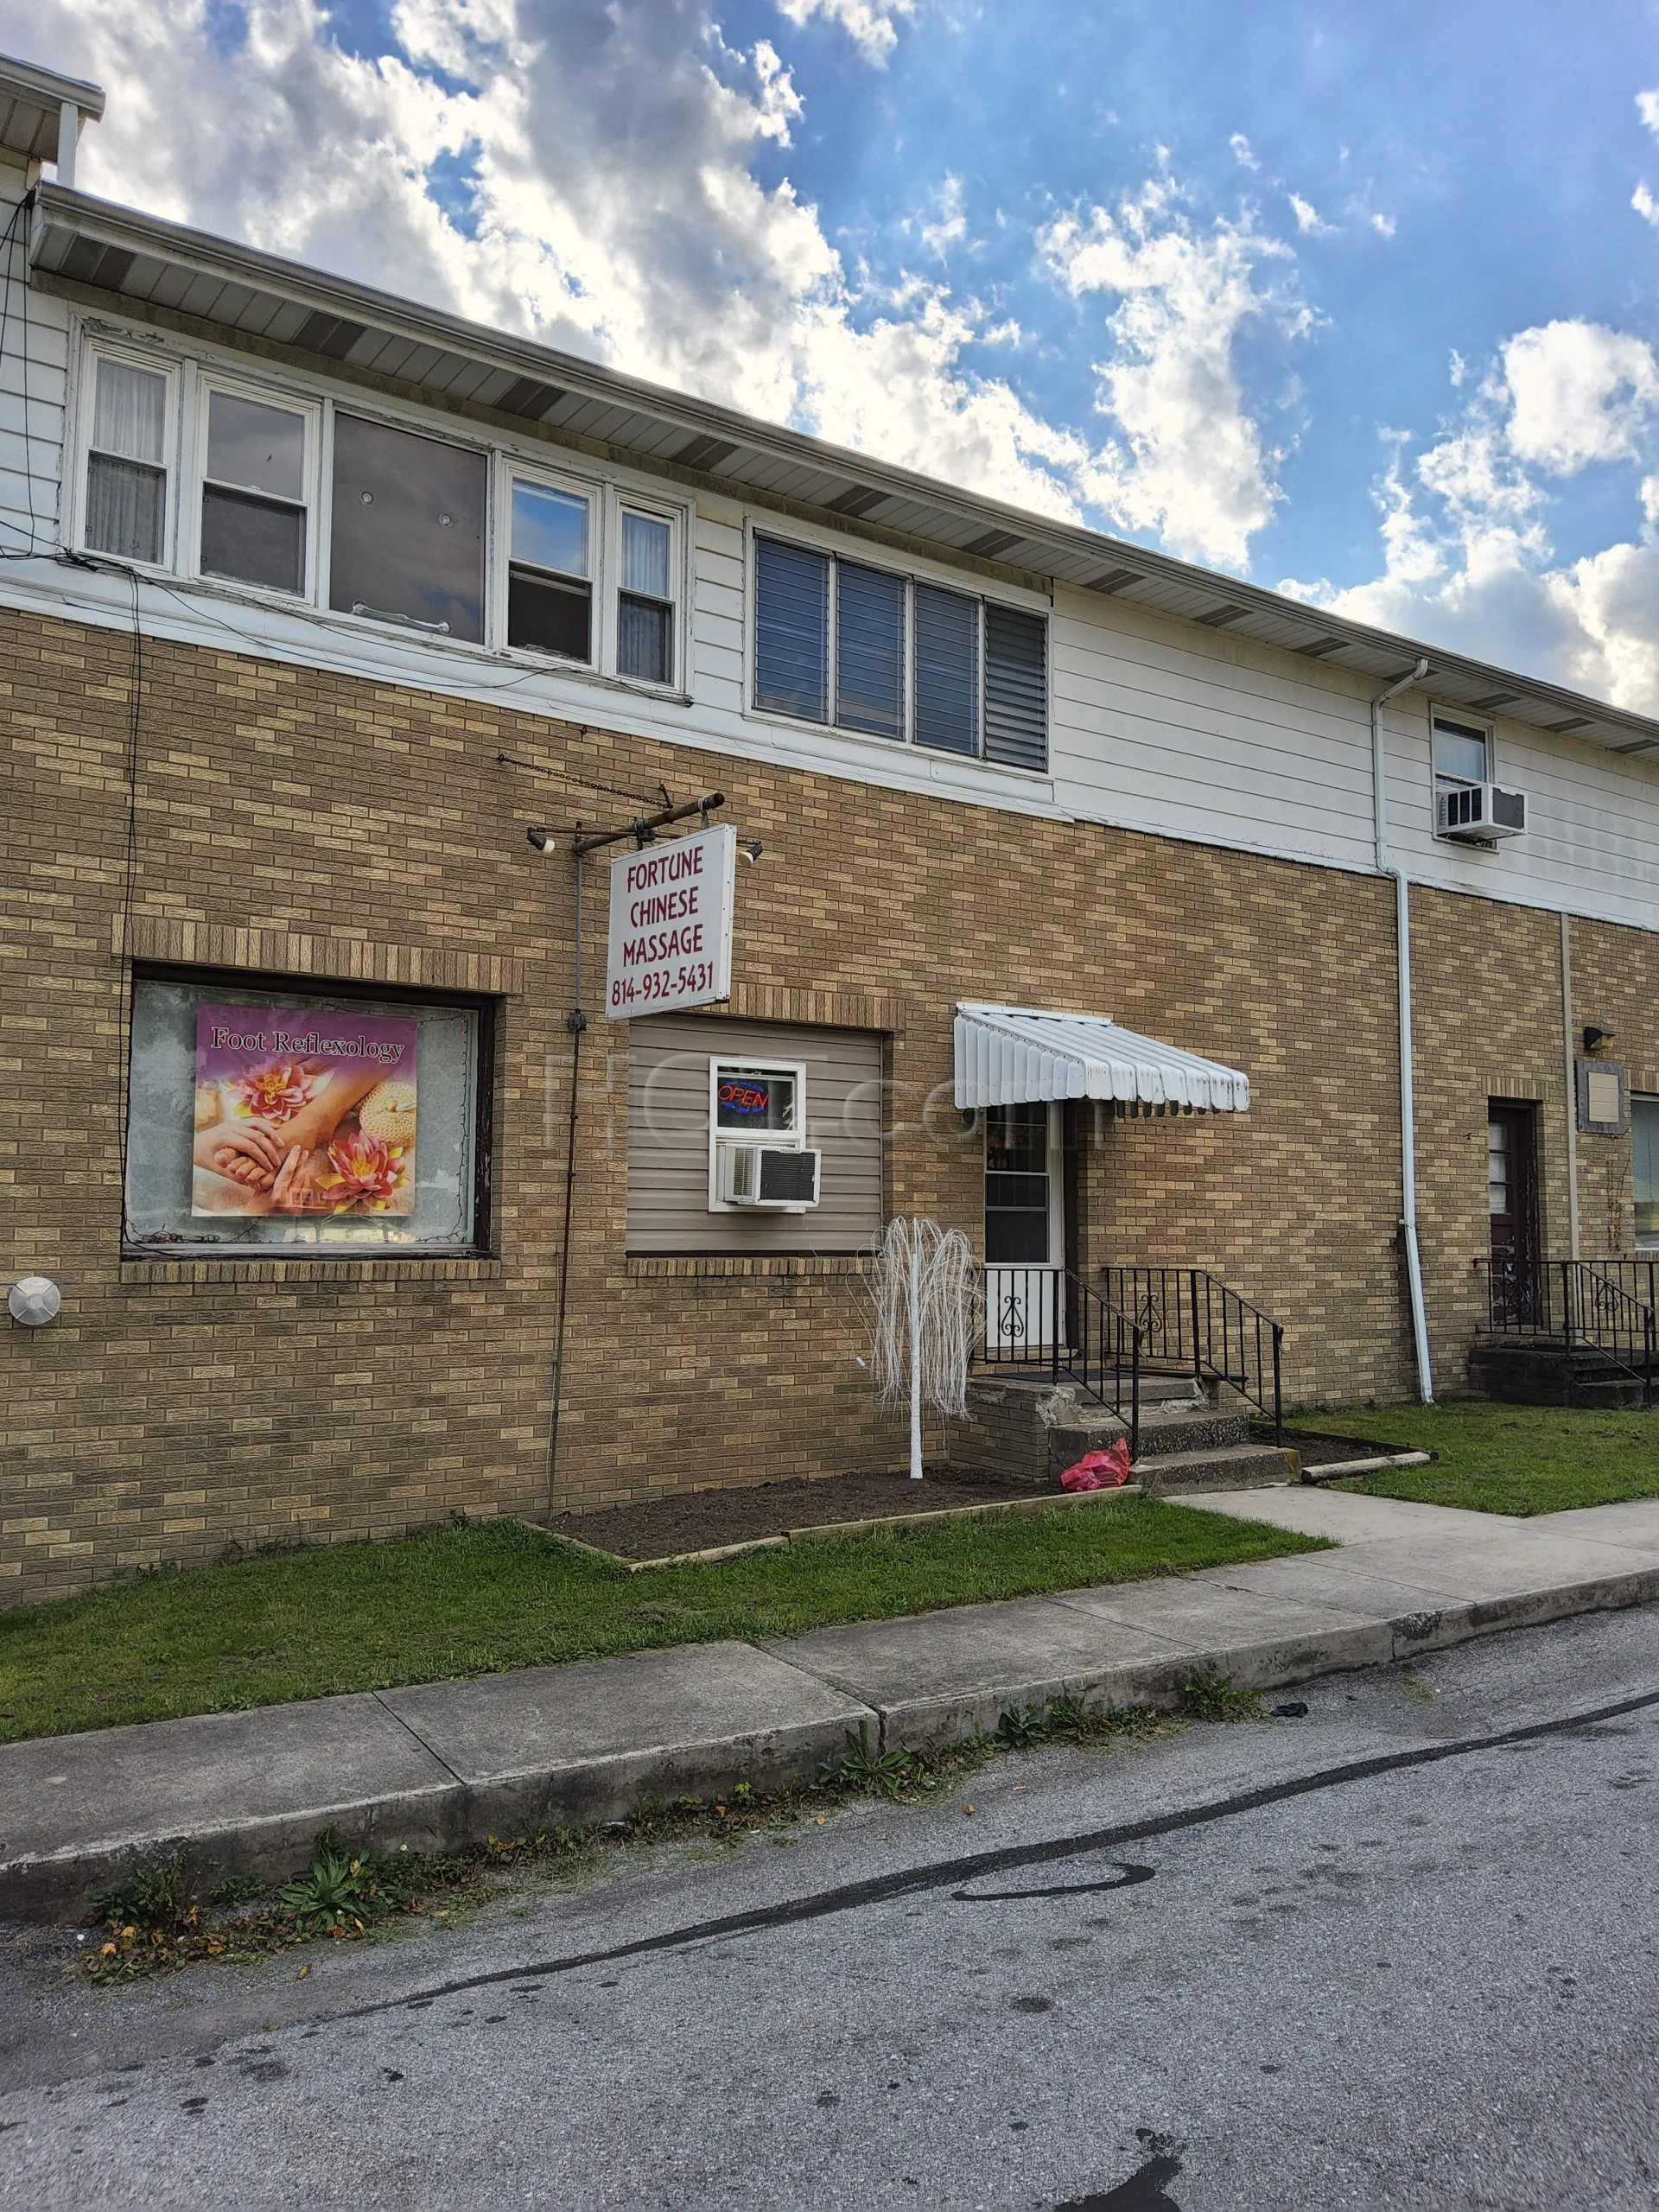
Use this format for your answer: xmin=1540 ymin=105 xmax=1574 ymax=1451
xmin=1582 ymin=1020 xmax=1616 ymax=1054
xmin=8 ymin=1276 xmax=61 ymax=1327
xmin=741 ymin=838 xmax=765 ymax=865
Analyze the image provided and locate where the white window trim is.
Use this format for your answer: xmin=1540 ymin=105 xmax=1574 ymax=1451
xmin=187 ymin=370 xmax=323 ymax=605
xmin=495 ymin=451 xmax=602 ymax=672
xmin=1430 ymin=706 xmax=1494 ymax=792
xmin=72 ymin=334 xmax=183 ymax=575
xmin=741 ymin=519 xmax=1051 ymax=773
xmin=707 ymin=1055 xmax=808 ymax=1213
xmin=65 ymin=315 xmax=694 ymax=697
xmin=613 ymin=491 xmax=685 ymax=693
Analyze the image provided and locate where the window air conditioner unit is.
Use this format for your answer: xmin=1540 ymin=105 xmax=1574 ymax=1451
xmin=1434 ymin=782 xmax=1528 ymax=842
xmin=719 ymin=1144 xmax=822 ymax=1209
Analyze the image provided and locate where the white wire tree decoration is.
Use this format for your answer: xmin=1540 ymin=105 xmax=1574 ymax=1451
xmin=867 ymin=1217 xmax=981 ymax=1480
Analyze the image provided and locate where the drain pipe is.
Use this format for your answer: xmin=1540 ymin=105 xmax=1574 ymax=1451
xmin=1372 ymin=657 xmax=1434 ymax=1402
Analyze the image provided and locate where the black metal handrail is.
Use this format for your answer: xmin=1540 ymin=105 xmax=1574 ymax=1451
xmin=1098 ymin=1265 xmax=1285 ymax=1443
xmin=1478 ymin=1255 xmax=1656 ymax=1405
xmin=976 ymin=1264 xmax=1146 ymax=1457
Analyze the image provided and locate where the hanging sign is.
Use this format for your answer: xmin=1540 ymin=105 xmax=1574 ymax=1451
xmin=605 ymin=822 xmax=735 ymax=1020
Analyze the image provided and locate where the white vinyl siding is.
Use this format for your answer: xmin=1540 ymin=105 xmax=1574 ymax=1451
xmin=626 ymin=1016 xmax=883 ymax=1255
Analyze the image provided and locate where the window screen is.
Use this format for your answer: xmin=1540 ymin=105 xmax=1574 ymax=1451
xmin=508 ymin=480 xmax=592 ymax=660
xmin=754 ymin=538 xmax=829 ymax=720
xmin=124 ymin=976 xmax=486 ymax=1254
xmin=618 ymin=510 xmax=674 ymax=683
xmin=328 ymin=414 xmax=486 ymax=642
xmin=200 ymin=390 xmax=307 ymax=594
xmin=85 ymin=358 xmax=168 ymax=563
xmin=912 ymin=584 xmax=979 ymax=754
xmin=983 ymin=603 xmax=1047 ymax=771
xmin=836 ymin=562 xmax=905 ymax=739
xmin=1433 ymin=716 xmax=1490 ymax=787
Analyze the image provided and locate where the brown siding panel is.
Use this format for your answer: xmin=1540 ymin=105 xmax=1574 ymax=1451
xmin=626 ymin=1014 xmax=883 ymax=1254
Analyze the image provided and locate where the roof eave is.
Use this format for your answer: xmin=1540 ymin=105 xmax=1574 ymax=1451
xmin=27 ymin=181 xmax=1659 ymax=757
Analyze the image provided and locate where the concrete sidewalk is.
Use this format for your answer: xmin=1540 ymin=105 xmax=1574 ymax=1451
xmin=4 ymin=1486 xmax=1659 ymax=1921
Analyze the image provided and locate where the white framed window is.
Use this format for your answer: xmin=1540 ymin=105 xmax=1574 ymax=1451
xmin=504 ymin=466 xmax=595 ymax=664
xmin=616 ymin=503 xmax=679 ymax=686
xmin=1432 ymin=712 xmax=1491 ymax=792
xmin=1634 ymin=1096 xmax=1659 ymax=1251
xmin=194 ymin=377 xmax=319 ymax=598
xmin=328 ymin=410 xmax=490 ymax=643
xmin=80 ymin=346 xmax=178 ymax=567
xmin=749 ymin=532 xmax=1048 ymax=772
xmin=69 ymin=325 xmax=696 ymax=685
xmin=707 ymin=1057 xmax=805 ymax=1211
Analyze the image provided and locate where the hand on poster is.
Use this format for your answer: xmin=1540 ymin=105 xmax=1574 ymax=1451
xmin=192 ymin=1007 xmax=419 ymax=1220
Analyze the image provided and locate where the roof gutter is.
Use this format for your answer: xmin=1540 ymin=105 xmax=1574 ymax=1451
xmin=1373 ymin=657 xmax=1433 ymax=1402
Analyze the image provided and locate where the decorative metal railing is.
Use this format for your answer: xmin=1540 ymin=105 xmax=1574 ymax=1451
xmin=1478 ymin=1255 xmax=1656 ymax=1405
xmin=976 ymin=1264 xmax=1147 ymax=1458
xmin=1098 ymin=1266 xmax=1285 ymax=1443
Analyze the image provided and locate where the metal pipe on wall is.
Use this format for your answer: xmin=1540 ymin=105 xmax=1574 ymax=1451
xmin=1371 ymin=657 xmax=1434 ymax=1402
xmin=1561 ymin=911 xmax=1581 ymax=1259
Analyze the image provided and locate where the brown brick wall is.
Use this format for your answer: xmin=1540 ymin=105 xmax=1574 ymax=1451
xmin=3 ymin=606 xmax=1651 ymax=1602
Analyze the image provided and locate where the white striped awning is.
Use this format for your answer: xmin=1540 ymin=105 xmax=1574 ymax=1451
xmin=954 ymin=1002 xmax=1250 ymax=1115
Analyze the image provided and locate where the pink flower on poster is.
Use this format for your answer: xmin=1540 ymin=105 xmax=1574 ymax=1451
xmin=226 ymin=1059 xmax=317 ymax=1123
xmin=315 ymin=1129 xmax=409 ymax=1214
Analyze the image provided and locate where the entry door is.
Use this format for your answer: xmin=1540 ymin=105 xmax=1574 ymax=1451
xmin=985 ymin=1103 xmax=1065 ymax=1353
xmin=1488 ymin=1101 xmax=1539 ymax=1323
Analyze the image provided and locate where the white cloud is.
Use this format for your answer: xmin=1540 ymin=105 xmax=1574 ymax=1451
xmin=1637 ymin=86 xmax=1659 ymax=134
xmin=1229 ymin=132 xmax=1258 ymax=169
xmin=1369 ymin=210 xmax=1395 ymax=238
xmin=1449 ymin=348 xmax=1467 ymax=388
xmin=1633 ymin=180 xmax=1659 ymax=227
xmin=918 ymin=172 xmax=966 ymax=257
xmin=1289 ymin=323 xmax=1659 ymax=712
xmin=1287 ymin=192 xmax=1334 ymax=237
xmin=1041 ymin=181 xmax=1313 ymax=567
xmin=15 ymin=0 xmax=1096 ymax=524
xmin=1501 ymin=321 xmax=1659 ymax=474
xmin=772 ymin=0 xmax=915 ymax=66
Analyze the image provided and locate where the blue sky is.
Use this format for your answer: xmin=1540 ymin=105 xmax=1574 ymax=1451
xmin=16 ymin=0 xmax=1659 ymax=706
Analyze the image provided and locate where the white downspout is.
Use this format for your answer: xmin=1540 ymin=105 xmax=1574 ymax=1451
xmin=1372 ymin=658 xmax=1433 ymax=1402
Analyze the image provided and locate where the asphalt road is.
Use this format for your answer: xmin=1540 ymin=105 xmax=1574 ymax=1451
xmin=3 ymin=1605 xmax=1657 ymax=2211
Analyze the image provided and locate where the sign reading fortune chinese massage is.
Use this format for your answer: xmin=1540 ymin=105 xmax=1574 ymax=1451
xmin=605 ymin=822 xmax=735 ymax=1019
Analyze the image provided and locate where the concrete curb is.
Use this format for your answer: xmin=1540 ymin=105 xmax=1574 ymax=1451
xmin=3 ymin=1494 xmax=1658 ymax=1923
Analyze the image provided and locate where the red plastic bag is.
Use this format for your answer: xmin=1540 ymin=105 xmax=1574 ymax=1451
xmin=1058 ymin=1440 xmax=1133 ymax=1491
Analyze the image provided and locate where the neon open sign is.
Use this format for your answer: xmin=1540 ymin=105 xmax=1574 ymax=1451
xmin=719 ymin=1079 xmax=772 ymax=1116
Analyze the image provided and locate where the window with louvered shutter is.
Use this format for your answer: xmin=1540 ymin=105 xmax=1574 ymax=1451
xmin=912 ymin=584 xmax=978 ymax=754
xmin=754 ymin=538 xmax=830 ymax=721
xmin=983 ymin=604 xmax=1047 ymax=771
xmin=835 ymin=561 xmax=905 ymax=739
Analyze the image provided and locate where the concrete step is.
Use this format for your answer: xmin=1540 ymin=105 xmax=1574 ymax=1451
xmin=1133 ymin=1441 xmax=1297 ymax=1496
xmin=1134 ymin=1404 xmax=1252 ymax=1455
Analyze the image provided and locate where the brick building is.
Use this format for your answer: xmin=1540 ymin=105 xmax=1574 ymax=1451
xmin=5 ymin=58 xmax=1659 ymax=1604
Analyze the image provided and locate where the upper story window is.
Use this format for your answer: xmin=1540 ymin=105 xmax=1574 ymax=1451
xmin=70 ymin=331 xmax=685 ymax=686
xmin=619 ymin=508 xmax=676 ymax=685
xmin=1433 ymin=714 xmax=1491 ymax=792
xmin=84 ymin=353 xmax=172 ymax=565
xmin=328 ymin=413 xmax=487 ymax=642
xmin=752 ymin=534 xmax=1047 ymax=772
xmin=199 ymin=385 xmax=313 ymax=595
xmin=507 ymin=477 xmax=592 ymax=662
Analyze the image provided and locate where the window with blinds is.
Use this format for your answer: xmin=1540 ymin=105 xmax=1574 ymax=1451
xmin=752 ymin=535 xmax=1046 ymax=770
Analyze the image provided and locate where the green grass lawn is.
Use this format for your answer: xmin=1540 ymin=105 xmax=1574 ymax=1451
xmin=0 ymin=1498 xmax=1324 ymax=1747
xmin=1294 ymin=1399 xmax=1659 ymax=1516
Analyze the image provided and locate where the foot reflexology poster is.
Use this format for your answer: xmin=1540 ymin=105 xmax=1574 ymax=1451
xmin=192 ymin=1004 xmax=419 ymax=1218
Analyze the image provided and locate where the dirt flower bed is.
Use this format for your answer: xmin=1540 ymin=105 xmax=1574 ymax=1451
xmin=547 ymin=1465 xmax=1046 ymax=1560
